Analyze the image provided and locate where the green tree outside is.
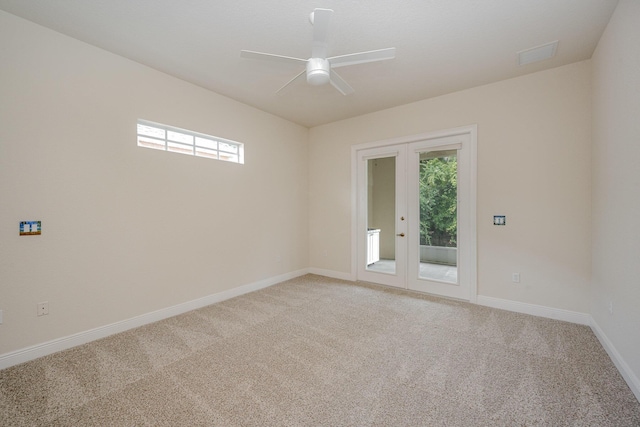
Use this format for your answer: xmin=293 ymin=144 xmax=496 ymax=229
xmin=419 ymin=155 xmax=457 ymax=247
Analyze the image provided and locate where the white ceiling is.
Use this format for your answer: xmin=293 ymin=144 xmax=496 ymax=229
xmin=0 ymin=0 xmax=618 ymax=128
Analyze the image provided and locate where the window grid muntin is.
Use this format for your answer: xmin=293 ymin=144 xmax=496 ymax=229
xmin=137 ymin=120 xmax=244 ymax=164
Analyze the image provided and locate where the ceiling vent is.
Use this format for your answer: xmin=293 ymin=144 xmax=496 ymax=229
xmin=517 ymin=41 xmax=558 ymax=66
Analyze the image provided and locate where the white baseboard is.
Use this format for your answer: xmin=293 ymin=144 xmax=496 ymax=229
xmin=0 ymin=269 xmax=309 ymax=370
xmin=476 ymin=295 xmax=591 ymax=325
xmin=307 ymin=267 xmax=355 ymax=282
xmin=590 ymin=317 xmax=640 ymax=402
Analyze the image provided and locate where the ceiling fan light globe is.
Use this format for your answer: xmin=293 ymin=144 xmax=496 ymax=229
xmin=307 ymin=69 xmax=330 ymax=85
xmin=306 ymin=58 xmax=331 ymax=86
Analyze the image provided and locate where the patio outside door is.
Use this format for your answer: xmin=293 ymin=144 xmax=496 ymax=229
xmin=355 ymin=129 xmax=476 ymax=301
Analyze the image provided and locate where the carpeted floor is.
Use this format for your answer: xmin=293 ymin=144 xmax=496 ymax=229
xmin=1 ymin=274 xmax=639 ymax=426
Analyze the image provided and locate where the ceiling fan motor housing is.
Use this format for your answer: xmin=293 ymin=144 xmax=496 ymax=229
xmin=306 ymin=57 xmax=330 ymax=86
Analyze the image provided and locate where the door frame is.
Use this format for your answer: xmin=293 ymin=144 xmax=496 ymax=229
xmin=350 ymin=125 xmax=478 ymax=302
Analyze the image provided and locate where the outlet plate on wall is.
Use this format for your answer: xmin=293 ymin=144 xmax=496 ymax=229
xmin=37 ymin=302 xmax=49 ymax=317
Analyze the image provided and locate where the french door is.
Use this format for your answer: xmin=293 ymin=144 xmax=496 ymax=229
xmin=355 ymin=128 xmax=476 ymax=301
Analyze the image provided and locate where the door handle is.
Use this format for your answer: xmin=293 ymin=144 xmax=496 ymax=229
xmin=396 ymin=233 xmax=405 ymax=237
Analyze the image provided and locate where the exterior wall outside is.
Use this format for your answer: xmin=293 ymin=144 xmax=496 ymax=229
xmin=420 ymin=246 xmax=457 ymax=266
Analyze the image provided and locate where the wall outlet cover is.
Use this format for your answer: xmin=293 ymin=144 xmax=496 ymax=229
xmin=37 ymin=302 xmax=49 ymax=316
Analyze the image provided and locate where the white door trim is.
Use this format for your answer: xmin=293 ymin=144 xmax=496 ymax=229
xmin=351 ymin=125 xmax=477 ymax=302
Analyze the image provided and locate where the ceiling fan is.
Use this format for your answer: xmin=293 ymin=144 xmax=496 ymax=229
xmin=240 ymin=8 xmax=396 ymax=95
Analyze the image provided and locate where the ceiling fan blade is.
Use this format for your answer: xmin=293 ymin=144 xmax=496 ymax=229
xmin=329 ymin=47 xmax=396 ymax=68
xmin=329 ymin=70 xmax=354 ymax=96
xmin=240 ymin=50 xmax=307 ymax=66
xmin=277 ymin=70 xmax=306 ymax=95
xmin=311 ymin=8 xmax=333 ymax=59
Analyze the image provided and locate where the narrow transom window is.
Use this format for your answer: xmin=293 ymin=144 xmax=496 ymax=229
xmin=137 ymin=120 xmax=244 ymax=164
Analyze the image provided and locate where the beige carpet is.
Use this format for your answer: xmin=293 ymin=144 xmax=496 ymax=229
xmin=1 ymin=274 xmax=639 ymax=426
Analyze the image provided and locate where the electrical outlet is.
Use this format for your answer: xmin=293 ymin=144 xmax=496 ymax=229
xmin=512 ymin=273 xmax=521 ymax=283
xmin=608 ymin=301 xmax=613 ymax=315
xmin=0 ymin=309 xmax=3 ymax=324
xmin=37 ymin=302 xmax=49 ymax=317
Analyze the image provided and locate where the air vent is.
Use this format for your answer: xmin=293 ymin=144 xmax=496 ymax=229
xmin=517 ymin=41 xmax=558 ymax=66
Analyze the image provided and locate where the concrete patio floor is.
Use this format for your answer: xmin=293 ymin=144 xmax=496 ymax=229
xmin=366 ymin=259 xmax=458 ymax=283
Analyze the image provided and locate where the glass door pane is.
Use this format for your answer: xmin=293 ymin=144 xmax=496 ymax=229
xmin=366 ymin=157 xmax=396 ymax=275
xmin=418 ymin=150 xmax=458 ymax=283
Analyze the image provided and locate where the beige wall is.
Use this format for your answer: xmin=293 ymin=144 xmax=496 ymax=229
xmin=309 ymin=60 xmax=592 ymax=313
xmin=591 ymin=0 xmax=640 ymax=391
xmin=0 ymin=11 xmax=309 ymax=355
